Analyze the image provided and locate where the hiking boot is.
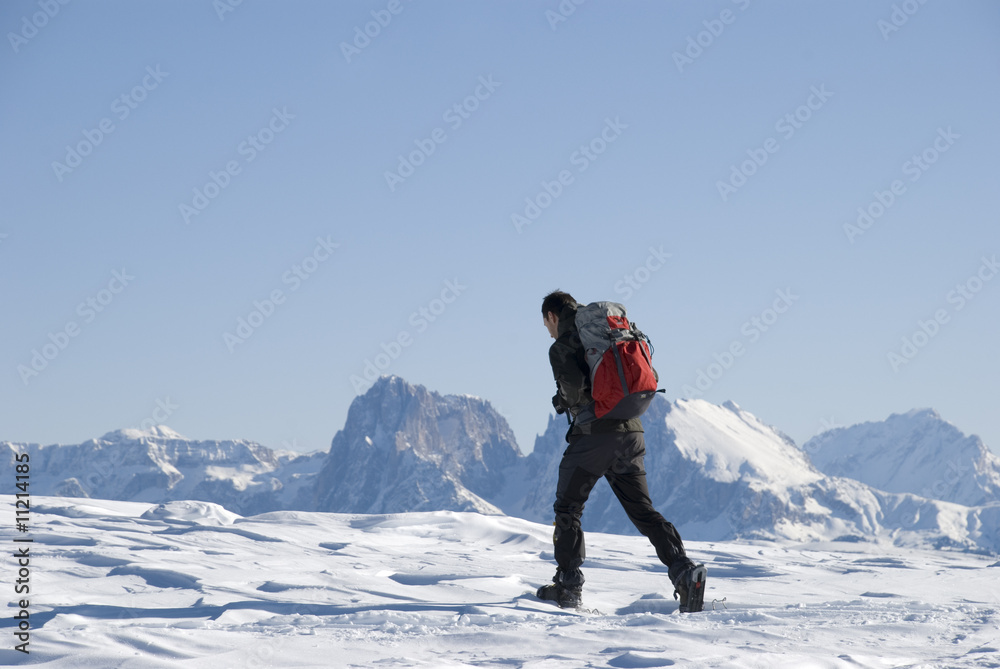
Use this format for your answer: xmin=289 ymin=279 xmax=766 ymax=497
xmin=537 ymin=568 xmax=584 ymax=608
xmin=536 ymin=582 xmax=583 ymax=609
xmin=672 ymin=562 xmax=708 ymax=613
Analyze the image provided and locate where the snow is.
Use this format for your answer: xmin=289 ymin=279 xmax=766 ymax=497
xmin=139 ymin=500 xmax=241 ymax=526
xmin=6 ymin=496 xmax=999 ymax=668
xmin=102 ymin=426 xmax=187 ymax=442
xmin=668 ymin=400 xmax=823 ymax=488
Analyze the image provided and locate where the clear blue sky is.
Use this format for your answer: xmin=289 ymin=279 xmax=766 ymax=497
xmin=2 ymin=1 xmax=998 ymax=457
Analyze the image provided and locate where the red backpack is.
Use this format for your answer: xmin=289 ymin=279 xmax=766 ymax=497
xmin=575 ymin=301 xmax=663 ymax=420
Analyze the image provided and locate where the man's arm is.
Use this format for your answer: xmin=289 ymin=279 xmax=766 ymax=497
xmin=549 ymin=337 xmax=590 ymax=416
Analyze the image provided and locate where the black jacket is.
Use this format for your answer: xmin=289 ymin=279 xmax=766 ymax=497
xmin=548 ymin=301 xmax=643 ymax=438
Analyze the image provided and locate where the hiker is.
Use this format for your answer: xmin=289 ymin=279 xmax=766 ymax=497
xmin=536 ymin=290 xmax=706 ymax=612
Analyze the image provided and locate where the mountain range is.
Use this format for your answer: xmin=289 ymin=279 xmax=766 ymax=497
xmin=4 ymin=376 xmax=999 ymax=554
xmin=802 ymin=409 xmax=1000 ymax=507
xmin=3 ymin=425 xmax=325 ymax=516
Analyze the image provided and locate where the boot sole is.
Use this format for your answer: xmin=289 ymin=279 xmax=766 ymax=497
xmin=679 ymin=564 xmax=707 ymax=613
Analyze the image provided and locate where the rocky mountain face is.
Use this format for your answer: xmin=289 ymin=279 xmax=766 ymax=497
xmin=6 ymin=377 xmax=999 ymax=555
xmin=312 ymin=376 xmax=521 ymax=515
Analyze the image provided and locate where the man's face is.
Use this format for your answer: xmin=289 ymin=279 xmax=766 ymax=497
xmin=543 ymin=312 xmax=559 ymax=339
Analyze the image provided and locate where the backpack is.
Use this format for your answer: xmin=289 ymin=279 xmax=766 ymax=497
xmin=575 ymin=301 xmax=663 ymax=420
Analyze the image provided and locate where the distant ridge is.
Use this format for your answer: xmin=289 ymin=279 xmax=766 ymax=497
xmin=803 ymin=408 xmax=1000 ymax=507
xmin=3 ymin=376 xmax=997 ymax=554
xmin=0 ymin=428 xmax=324 ymax=516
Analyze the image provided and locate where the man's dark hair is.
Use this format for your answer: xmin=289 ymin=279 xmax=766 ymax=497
xmin=541 ymin=290 xmax=577 ymax=317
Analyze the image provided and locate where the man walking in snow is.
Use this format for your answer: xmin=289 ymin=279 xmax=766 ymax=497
xmin=537 ymin=290 xmax=706 ymax=611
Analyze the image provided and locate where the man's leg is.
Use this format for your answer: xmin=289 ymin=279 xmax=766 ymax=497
xmin=540 ymin=438 xmax=603 ymax=606
xmin=552 ymin=456 xmax=601 ymax=588
xmin=603 ymin=432 xmax=692 ymax=582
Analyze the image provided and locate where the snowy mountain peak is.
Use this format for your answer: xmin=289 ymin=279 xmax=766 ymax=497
xmin=901 ymin=407 xmax=941 ymax=421
xmin=667 ymin=398 xmax=820 ymax=487
xmin=803 ymin=409 xmax=1000 ymax=506
xmin=101 ymin=425 xmax=187 ymax=442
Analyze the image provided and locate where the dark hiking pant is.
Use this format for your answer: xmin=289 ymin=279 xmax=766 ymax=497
xmin=552 ymin=430 xmax=688 ymax=588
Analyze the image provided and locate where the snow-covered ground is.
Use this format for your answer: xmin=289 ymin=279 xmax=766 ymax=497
xmin=3 ymin=496 xmax=999 ymax=668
